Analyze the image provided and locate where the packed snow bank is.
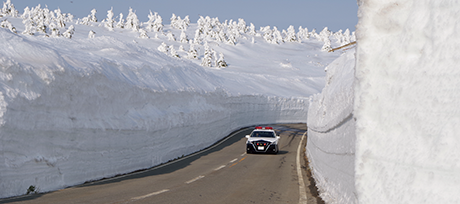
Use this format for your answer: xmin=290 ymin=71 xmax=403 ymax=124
xmin=307 ymin=49 xmax=356 ymax=203
xmin=354 ymin=1 xmax=460 ymax=203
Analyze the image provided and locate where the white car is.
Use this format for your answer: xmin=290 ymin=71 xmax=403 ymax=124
xmin=245 ymin=126 xmax=280 ymax=154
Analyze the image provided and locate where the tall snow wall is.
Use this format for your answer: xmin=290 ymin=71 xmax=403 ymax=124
xmin=0 ymin=29 xmax=309 ymax=198
xmin=355 ymin=1 xmax=460 ymax=203
xmin=307 ymin=49 xmax=356 ymax=203
xmin=308 ymin=1 xmax=460 ymax=203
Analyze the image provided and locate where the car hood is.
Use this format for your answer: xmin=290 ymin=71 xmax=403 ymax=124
xmin=247 ymin=137 xmax=278 ymax=143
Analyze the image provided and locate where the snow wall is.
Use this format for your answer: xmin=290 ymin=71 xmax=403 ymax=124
xmin=308 ymin=0 xmax=460 ymax=203
xmin=355 ymin=1 xmax=460 ymax=203
xmin=307 ymin=49 xmax=356 ymax=203
xmin=0 ymin=29 xmax=308 ymax=198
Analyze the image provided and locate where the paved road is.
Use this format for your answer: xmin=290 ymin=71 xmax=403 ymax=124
xmin=2 ymin=124 xmax=323 ymax=204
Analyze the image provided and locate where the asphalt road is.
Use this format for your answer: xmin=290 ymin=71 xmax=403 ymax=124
xmin=2 ymin=123 xmax=323 ymax=204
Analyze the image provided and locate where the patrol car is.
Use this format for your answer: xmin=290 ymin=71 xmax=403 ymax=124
xmin=245 ymin=126 xmax=279 ymax=154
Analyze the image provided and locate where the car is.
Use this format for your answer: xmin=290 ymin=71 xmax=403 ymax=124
xmin=245 ymin=126 xmax=280 ymax=154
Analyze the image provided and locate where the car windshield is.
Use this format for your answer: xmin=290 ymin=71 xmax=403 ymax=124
xmin=251 ymin=131 xmax=275 ymax=138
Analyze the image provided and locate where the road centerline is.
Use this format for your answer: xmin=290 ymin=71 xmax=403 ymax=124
xmin=131 ymin=189 xmax=169 ymax=200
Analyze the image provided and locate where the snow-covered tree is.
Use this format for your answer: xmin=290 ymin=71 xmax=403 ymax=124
xmin=272 ymin=27 xmax=283 ymax=44
xmin=181 ymin=15 xmax=190 ymax=30
xmin=88 ymin=30 xmax=96 ymax=38
xmin=157 ymin=42 xmax=168 ymax=54
xmin=217 ymin=53 xmax=227 ymax=68
xmin=227 ymin=33 xmax=237 ymax=45
xmin=62 ymin=25 xmax=74 ymax=38
xmin=0 ymin=19 xmax=16 ymax=33
xmin=342 ymin=29 xmax=351 ymax=45
xmin=321 ymin=37 xmax=332 ymax=52
xmin=193 ymin=28 xmax=202 ymax=44
xmin=170 ymin=13 xmax=178 ymax=29
xmin=248 ymin=23 xmax=256 ymax=35
xmin=116 ymin=13 xmax=124 ymax=28
xmin=187 ymin=44 xmax=198 ymax=59
xmin=145 ymin=10 xmax=156 ymax=31
xmin=54 ymin=8 xmax=66 ymax=28
xmin=261 ymin=26 xmax=273 ymax=43
xmin=153 ymin=12 xmax=163 ymax=32
xmin=169 ymin=45 xmax=180 ymax=58
xmin=49 ymin=22 xmax=60 ymax=37
xmin=237 ymin=18 xmax=247 ymax=33
xmin=138 ymin=29 xmax=149 ymax=39
xmin=180 ymin=30 xmax=188 ymax=43
xmin=285 ymin=25 xmax=297 ymax=42
xmin=201 ymin=42 xmax=212 ymax=67
xmin=297 ymin=26 xmax=309 ymax=42
xmin=1 ymin=0 xmax=18 ymax=17
xmin=104 ymin=8 xmax=115 ymax=31
xmin=125 ymin=8 xmax=139 ymax=31
xmin=90 ymin=9 xmax=97 ymax=22
xmin=318 ymin=27 xmax=331 ymax=42
xmin=167 ymin=31 xmax=176 ymax=41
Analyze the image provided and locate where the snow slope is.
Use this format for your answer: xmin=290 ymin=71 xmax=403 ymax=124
xmin=0 ymin=2 xmax=349 ymax=198
xmin=307 ymin=0 xmax=460 ymax=203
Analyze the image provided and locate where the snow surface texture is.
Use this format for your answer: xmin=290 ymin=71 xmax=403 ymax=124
xmin=355 ymin=1 xmax=460 ymax=203
xmin=0 ymin=2 xmax=349 ymax=198
xmin=307 ymin=49 xmax=356 ymax=203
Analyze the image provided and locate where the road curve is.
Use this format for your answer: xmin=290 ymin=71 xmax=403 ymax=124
xmin=2 ymin=123 xmax=323 ymax=204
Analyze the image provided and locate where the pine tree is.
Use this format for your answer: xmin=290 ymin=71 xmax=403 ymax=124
xmin=157 ymin=42 xmax=169 ymax=54
xmin=54 ymin=8 xmax=66 ymax=28
xmin=187 ymin=44 xmax=198 ymax=59
xmin=116 ymin=13 xmax=124 ymax=28
xmin=62 ymin=25 xmax=74 ymax=38
xmin=105 ymin=7 xmax=115 ymax=31
xmin=153 ymin=12 xmax=163 ymax=32
xmin=285 ymin=25 xmax=297 ymax=42
xmin=217 ymin=53 xmax=227 ymax=68
xmin=167 ymin=31 xmax=176 ymax=41
xmin=90 ymin=9 xmax=97 ymax=22
xmin=49 ymin=22 xmax=60 ymax=37
xmin=272 ymin=27 xmax=283 ymax=44
xmin=169 ymin=45 xmax=180 ymax=58
xmin=237 ymin=18 xmax=247 ymax=33
xmin=125 ymin=8 xmax=139 ymax=31
xmin=321 ymin=37 xmax=332 ymax=52
xmin=0 ymin=19 xmax=16 ymax=33
xmin=145 ymin=10 xmax=155 ymax=31
xmin=138 ymin=29 xmax=149 ymax=39
xmin=201 ymin=42 xmax=212 ymax=67
xmin=88 ymin=30 xmax=96 ymax=38
xmin=180 ymin=30 xmax=188 ymax=43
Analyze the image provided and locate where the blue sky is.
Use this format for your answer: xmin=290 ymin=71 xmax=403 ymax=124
xmin=12 ymin=0 xmax=358 ymax=31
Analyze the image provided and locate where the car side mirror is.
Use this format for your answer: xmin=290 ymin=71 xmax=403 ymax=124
xmin=277 ymin=136 xmax=280 ymax=139
xmin=245 ymin=135 xmax=250 ymax=138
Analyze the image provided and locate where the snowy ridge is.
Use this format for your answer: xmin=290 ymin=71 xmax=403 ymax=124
xmin=307 ymin=49 xmax=356 ymax=204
